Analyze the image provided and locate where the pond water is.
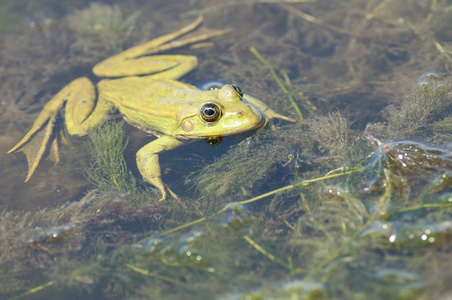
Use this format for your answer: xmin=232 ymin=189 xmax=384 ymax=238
xmin=1 ymin=0 xmax=452 ymax=299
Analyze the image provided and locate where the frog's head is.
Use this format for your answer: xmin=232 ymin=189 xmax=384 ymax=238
xmin=174 ymin=84 xmax=266 ymax=140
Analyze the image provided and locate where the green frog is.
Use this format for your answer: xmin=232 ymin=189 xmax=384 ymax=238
xmin=8 ymin=16 xmax=295 ymax=201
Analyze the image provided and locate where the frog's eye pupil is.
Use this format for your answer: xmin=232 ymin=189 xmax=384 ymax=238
xmin=231 ymin=84 xmax=244 ymax=97
xmin=200 ymin=103 xmax=221 ymax=123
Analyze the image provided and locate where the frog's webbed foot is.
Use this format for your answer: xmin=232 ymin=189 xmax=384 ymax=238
xmin=158 ymin=183 xmax=180 ymax=202
xmin=8 ymin=77 xmax=98 ymax=182
xmin=8 ymin=113 xmax=66 ymax=181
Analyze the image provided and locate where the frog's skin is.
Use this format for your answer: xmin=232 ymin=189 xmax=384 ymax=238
xmin=8 ymin=16 xmax=295 ymax=201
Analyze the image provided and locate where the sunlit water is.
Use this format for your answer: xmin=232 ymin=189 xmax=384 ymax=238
xmin=1 ymin=0 xmax=452 ymax=299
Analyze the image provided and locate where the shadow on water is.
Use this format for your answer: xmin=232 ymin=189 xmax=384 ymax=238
xmin=2 ymin=0 xmax=452 ymax=299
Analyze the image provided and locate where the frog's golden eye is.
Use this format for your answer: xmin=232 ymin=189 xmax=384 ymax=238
xmin=231 ymin=84 xmax=244 ymax=98
xmin=205 ymin=136 xmax=223 ymax=146
xmin=199 ymin=103 xmax=222 ymax=123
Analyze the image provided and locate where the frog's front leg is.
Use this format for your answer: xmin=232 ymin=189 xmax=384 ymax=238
xmin=136 ymin=136 xmax=185 ymax=201
xmin=244 ymin=94 xmax=296 ymax=123
xmin=8 ymin=77 xmax=114 ymax=181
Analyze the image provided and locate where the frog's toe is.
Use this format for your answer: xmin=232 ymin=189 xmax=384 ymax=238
xmin=159 ymin=185 xmax=180 ymax=202
xmin=155 ymin=185 xmax=179 ymax=202
xmin=9 ymin=114 xmax=63 ymax=182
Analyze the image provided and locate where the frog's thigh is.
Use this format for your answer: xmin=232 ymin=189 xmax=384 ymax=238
xmin=136 ymin=136 xmax=184 ymax=201
xmin=93 ymin=54 xmax=197 ymax=79
xmin=64 ymin=79 xmax=117 ymax=136
xmin=64 ymin=77 xmax=96 ymax=136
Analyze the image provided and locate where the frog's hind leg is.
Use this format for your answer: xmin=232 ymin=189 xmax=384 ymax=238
xmin=92 ymin=16 xmax=231 ymax=79
xmin=8 ymin=77 xmax=100 ymax=182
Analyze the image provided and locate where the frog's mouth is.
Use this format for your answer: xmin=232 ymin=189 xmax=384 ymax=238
xmin=203 ymin=101 xmax=266 ymax=136
xmin=218 ymin=102 xmax=266 ymax=137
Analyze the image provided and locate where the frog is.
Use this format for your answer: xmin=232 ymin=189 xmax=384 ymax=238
xmin=8 ymin=16 xmax=295 ymax=201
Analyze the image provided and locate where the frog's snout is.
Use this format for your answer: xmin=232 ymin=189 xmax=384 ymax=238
xmin=248 ymin=103 xmax=265 ymax=126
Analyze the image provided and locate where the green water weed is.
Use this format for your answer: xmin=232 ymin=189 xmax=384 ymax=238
xmin=85 ymin=120 xmax=150 ymax=201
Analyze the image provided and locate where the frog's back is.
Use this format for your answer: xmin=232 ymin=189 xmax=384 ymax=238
xmin=97 ymin=77 xmax=206 ymax=135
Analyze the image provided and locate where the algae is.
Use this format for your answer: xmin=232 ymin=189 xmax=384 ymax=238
xmin=85 ymin=120 xmax=150 ymax=200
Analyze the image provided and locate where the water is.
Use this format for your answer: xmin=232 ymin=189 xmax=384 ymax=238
xmin=1 ymin=0 xmax=452 ymax=299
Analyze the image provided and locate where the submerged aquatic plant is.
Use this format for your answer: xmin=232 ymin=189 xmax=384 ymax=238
xmin=364 ymin=72 xmax=452 ymax=144
xmin=67 ymin=2 xmax=146 ymax=57
xmin=386 ymin=73 xmax=452 ymax=139
xmin=85 ymin=120 xmax=144 ymax=199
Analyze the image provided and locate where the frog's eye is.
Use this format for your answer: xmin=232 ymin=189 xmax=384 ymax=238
xmin=202 ymin=81 xmax=224 ymax=91
xmin=199 ymin=103 xmax=222 ymax=123
xmin=231 ymin=84 xmax=244 ymax=98
xmin=205 ymin=136 xmax=223 ymax=146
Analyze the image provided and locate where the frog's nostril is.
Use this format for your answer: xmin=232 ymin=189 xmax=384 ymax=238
xmin=236 ymin=111 xmax=243 ymax=118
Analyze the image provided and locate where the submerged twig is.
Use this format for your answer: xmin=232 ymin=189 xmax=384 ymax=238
xmin=280 ymin=4 xmax=348 ymax=35
xmin=346 ymin=0 xmax=394 ymax=79
xmin=433 ymin=39 xmax=452 ymax=66
xmin=126 ymin=264 xmax=180 ymax=284
xmin=149 ymin=167 xmax=362 ymax=239
xmin=249 ymin=46 xmax=304 ymax=121
xmin=8 ymin=281 xmax=54 ymax=300
xmin=389 ymin=202 xmax=452 ymax=216
xmin=243 ymin=235 xmax=305 ymax=275
xmin=427 ymin=0 xmax=438 ymax=21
